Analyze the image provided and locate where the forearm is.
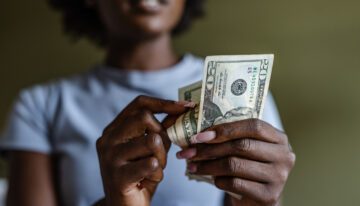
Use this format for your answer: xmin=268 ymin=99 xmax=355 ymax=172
xmin=6 ymin=152 xmax=58 ymax=206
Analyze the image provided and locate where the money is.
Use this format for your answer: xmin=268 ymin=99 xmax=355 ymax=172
xmin=179 ymin=81 xmax=202 ymax=103
xmin=167 ymin=54 xmax=274 ymax=147
xmin=197 ymin=54 xmax=274 ymax=132
xmin=167 ymin=54 xmax=274 ymax=200
xmin=167 ymin=81 xmax=202 ymax=147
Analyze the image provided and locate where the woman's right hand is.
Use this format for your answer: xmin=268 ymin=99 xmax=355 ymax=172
xmin=96 ymin=95 xmax=191 ymax=206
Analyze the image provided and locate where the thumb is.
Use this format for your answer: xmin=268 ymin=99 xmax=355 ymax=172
xmin=159 ymin=115 xmax=180 ymax=152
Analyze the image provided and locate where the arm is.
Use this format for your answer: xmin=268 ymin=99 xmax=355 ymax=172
xmin=6 ymin=151 xmax=58 ymax=206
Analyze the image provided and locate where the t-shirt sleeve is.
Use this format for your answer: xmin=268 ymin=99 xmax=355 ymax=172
xmin=0 ymin=87 xmax=52 ymax=154
xmin=262 ymin=92 xmax=284 ymax=131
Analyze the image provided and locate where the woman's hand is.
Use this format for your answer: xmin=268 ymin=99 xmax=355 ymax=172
xmin=177 ymin=119 xmax=295 ymax=206
xmin=96 ymin=95 xmax=190 ymax=206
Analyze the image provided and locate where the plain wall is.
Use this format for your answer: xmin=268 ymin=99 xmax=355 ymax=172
xmin=1 ymin=0 xmax=360 ymax=205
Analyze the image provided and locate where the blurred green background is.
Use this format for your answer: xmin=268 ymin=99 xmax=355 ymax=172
xmin=1 ymin=0 xmax=360 ymax=205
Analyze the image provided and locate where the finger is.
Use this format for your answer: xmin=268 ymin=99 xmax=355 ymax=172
xmin=162 ymin=115 xmax=180 ymax=129
xmin=145 ymin=167 xmax=164 ymax=183
xmin=130 ymin=95 xmax=191 ymax=115
xmin=120 ymin=157 xmax=160 ymax=188
xmin=102 ymin=97 xmax=192 ymax=136
xmin=188 ymin=157 xmax=272 ymax=183
xmin=115 ymin=134 xmax=167 ymax=168
xmin=215 ymin=177 xmax=270 ymax=205
xmin=140 ymin=168 xmax=164 ymax=195
xmin=204 ymin=119 xmax=287 ymax=144
xmin=159 ymin=115 xmax=180 ymax=151
xmin=110 ymin=110 xmax=163 ymax=144
xmin=180 ymin=139 xmax=287 ymax=163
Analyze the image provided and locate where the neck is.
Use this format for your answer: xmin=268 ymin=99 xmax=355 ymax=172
xmin=105 ymin=34 xmax=179 ymax=72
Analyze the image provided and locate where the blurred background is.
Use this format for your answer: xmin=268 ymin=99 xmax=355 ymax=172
xmin=1 ymin=0 xmax=360 ymax=205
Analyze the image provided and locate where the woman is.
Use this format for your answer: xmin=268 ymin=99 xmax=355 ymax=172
xmin=0 ymin=0 xmax=295 ymax=205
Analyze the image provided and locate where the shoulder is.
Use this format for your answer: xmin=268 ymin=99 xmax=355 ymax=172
xmin=1 ymin=70 xmax=97 ymax=154
xmin=20 ymin=68 xmax=98 ymax=98
xmin=14 ymin=69 xmax=99 ymax=120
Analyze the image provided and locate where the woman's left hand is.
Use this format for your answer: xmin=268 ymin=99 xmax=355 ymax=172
xmin=176 ymin=119 xmax=295 ymax=206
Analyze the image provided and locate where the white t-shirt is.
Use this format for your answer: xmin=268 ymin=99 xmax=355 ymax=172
xmin=0 ymin=54 xmax=283 ymax=206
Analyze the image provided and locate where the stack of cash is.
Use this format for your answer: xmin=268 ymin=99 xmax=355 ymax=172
xmin=167 ymin=54 xmax=274 ymax=147
xmin=167 ymin=54 xmax=274 ymax=198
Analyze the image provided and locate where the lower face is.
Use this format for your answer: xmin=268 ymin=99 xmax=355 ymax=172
xmin=97 ymin=0 xmax=186 ymax=40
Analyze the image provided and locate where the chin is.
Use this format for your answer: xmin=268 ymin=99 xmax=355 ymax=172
xmin=103 ymin=0 xmax=184 ymax=40
xmin=128 ymin=17 xmax=173 ymax=37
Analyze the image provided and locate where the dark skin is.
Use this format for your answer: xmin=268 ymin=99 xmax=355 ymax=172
xmin=177 ymin=120 xmax=295 ymax=206
xmin=6 ymin=152 xmax=58 ymax=206
xmin=96 ymin=95 xmax=192 ymax=206
xmin=6 ymin=0 xmax=295 ymax=206
xmin=96 ymin=0 xmax=185 ymax=70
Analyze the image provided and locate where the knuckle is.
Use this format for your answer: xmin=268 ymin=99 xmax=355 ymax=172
xmin=146 ymin=157 xmax=160 ymax=171
xmin=288 ymin=152 xmax=296 ymax=166
xmin=214 ymin=124 xmax=228 ymax=138
xmin=110 ymin=157 xmax=126 ymax=170
xmin=135 ymin=95 xmax=147 ymax=103
xmin=225 ymin=157 xmax=241 ymax=174
xmin=141 ymin=110 xmax=154 ymax=124
xmin=158 ymin=98 xmax=175 ymax=107
xmin=265 ymin=196 xmax=278 ymax=206
xmin=232 ymin=139 xmax=252 ymax=152
xmin=147 ymin=134 xmax=162 ymax=150
xmin=231 ymin=178 xmax=244 ymax=191
xmin=247 ymin=119 xmax=264 ymax=135
xmin=260 ymin=187 xmax=279 ymax=205
xmin=157 ymin=170 xmax=164 ymax=182
xmin=277 ymin=169 xmax=289 ymax=183
xmin=229 ymin=178 xmax=238 ymax=190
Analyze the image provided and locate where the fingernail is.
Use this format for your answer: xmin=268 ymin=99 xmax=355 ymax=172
xmin=191 ymin=131 xmax=216 ymax=144
xmin=187 ymin=162 xmax=197 ymax=173
xmin=176 ymin=100 xmax=196 ymax=108
xmin=176 ymin=148 xmax=197 ymax=159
